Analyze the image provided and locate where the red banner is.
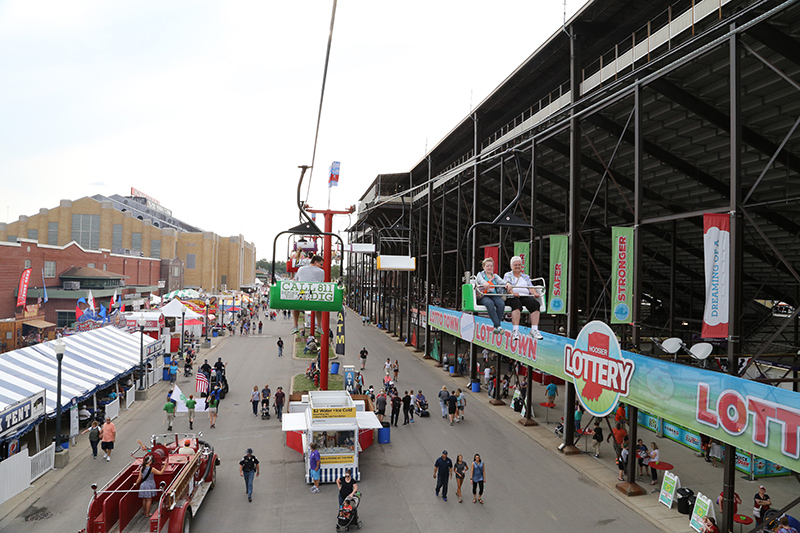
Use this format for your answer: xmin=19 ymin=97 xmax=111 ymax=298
xmin=16 ymin=269 xmax=32 ymax=307
xmin=484 ymin=246 xmax=499 ymax=270
xmin=702 ymin=213 xmax=730 ymax=338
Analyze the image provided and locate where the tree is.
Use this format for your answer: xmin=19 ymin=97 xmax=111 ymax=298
xmin=256 ymin=259 xmax=286 ymax=275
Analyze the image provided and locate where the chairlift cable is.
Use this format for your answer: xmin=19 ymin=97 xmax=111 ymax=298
xmin=304 ymin=0 xmax=339 ymax=206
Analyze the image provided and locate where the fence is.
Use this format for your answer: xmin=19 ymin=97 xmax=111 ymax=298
xmin=125 ymin=387 xmax=135 ymax=409
xmin=0 ymin=443 xmax=55 ymax=505
xmin=105 ymin=397 xmax=120 ymax=421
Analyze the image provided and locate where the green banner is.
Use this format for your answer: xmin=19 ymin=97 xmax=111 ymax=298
xmin=548 ymin=235 xmax=567 ymax=314
xmin=513 ymin=242 xmax=530 ymax=275
xmin=611 ymin=227 xmax=634 ymax=324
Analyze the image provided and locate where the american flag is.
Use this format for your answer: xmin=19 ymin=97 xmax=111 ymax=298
xmin=196 ymin=372 xmax=209 ymax=394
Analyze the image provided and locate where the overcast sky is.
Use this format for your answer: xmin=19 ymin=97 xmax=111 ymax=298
xmin=0 ymin=0 xmax=584 ymax=259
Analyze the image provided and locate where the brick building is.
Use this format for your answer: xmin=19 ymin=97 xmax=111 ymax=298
xmin=0 ymin=194 xmax=256 ymax=292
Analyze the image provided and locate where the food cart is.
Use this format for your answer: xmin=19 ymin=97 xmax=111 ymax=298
xmin=281 ymin=390 xmax=382 ymax=483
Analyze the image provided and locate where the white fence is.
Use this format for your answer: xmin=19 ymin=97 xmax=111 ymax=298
xmin=105 ymin=397 xmax=120 ymax=421
xmin=30 ymin=443 xmax=55 ymax=482
xmin=0 ymin=443 xmax=55 ymax=505
xmin=125 ymin=387 xmax=136 ymax=409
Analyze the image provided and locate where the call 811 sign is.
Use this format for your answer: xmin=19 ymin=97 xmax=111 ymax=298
xmin=564 ymin=321 xmax=635 ymax=417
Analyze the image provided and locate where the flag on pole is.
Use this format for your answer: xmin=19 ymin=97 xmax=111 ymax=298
xmin=16 ymin=268 xmax=32 ymax=307
xmin=41 ymin=269 xmax=49 ymax=304
xmin=171 ymin=384 xmax=190 ymax=413
xmin=196 ymin=372 xmax=209 ymax=394
xmin=110 ymin=289 xmax=117 ymax=309
xmin=87 ymin=290 xmax=96 ymax=312
xmin=76 ymin=297 xmax=86 ymax=321
xmin=328 ymin=161 xmax=340 ymax=188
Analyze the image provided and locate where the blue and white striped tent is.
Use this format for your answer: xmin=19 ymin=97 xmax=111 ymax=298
xmin=0 ymin=327 xmax=160 ymax=438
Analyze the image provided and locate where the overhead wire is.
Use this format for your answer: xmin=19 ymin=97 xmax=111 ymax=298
xmin=304 ymin=0 xmax=339 ymax=206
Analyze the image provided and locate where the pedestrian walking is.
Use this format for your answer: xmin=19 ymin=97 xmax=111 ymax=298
xmin=456 ymin=388 xmax=466 ymax=421
xmin=591 ymin=420 xmax=603 ymax=457
xmin=470 ymin=453 xmax=486 ymax=504
xmin=433 ymin=450 xmax=453 ymax=502
xmin=618 ymin=441 xmax=629 ymax=481
xmin=401 ymin=391 xmax=411 ymax=425
xmin=384 ymin=358 xmax=392 ymax=375
xmin=337 ymin=469 xmax=358 ymax=506
xmin=545 ymin=381 xmax=558 ymax=405
xmin=251 ymin=386 xmax=260 ymax=416
xmin=574 ymin=401 xmax=584 ymax=432
xmin=447 ymin=391 xmax=458 ymax=426
xmin=100 ymin=417 xmax=116 ymax=461
xmin=277 ymin=337 xmax=284 ymax=357
xmin=186 ymin=394 xmax=196 ymax=430
xmin=390 ymin=391 xmax=401 ymax=427
xmin=648 ymin=442 xmax=661 ymax=486
xmin=375 ymin=391 xmax=386 ymax=422
xmin=454 ymin=454 xmax=468 ymax=503
xmin=163 ymin=397 xmax=176 ymax=431
xmin=239 ymin=448 xmax=260 ymax=502
xmin=392 ymin=360 xmax=399 ymax=382
xmin=169 ymin=360 xmax=178 ymax=384
xmin=438 ymin=386 xmax=449 ymax=418
xmin=359 ymin=347 xmax=368 ymax=370
xmin=207 ymin=393 xmax=219 ymax=428
xmin=258 ymin=321 xmax=263 ymax=334
xmin=134 ymin=455 xmax=166 ymax=517
xmin=81 ymin=421 xmax=101 ymax=459
xmin=274 ymin=386 xmax=285 ymax=421
xmin=309 ymin=442 xmax=321 ymax=493
xmin=408 ymin=390 xmax=415 ymax=423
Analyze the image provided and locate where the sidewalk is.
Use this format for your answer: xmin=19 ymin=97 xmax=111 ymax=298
xmin=0 ymin=334 xmax=229 ymax=529
xmin=395 ymin=333 xmax=798 ymax=532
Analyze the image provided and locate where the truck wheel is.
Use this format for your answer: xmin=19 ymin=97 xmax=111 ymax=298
xmin=180 ymin=507 xmax=192 ymax=533
xmin=210 ymin=464 xmax=217 ymax=489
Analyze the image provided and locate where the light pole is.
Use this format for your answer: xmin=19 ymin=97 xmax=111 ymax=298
xmin=53 ymin=338 xmax=66 ymax=454
xmin=180 ymin=306 xmax=186 ymax=359
xmin=138 ymin=317 xmax=146 ymax=390
xmin=204 ymin=297 xmax=210 ymax=342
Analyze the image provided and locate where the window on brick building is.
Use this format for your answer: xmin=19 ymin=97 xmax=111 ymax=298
xmin=150 ymin=240 xmax=161 ymax=258
xmin=221 ymin=275 xmax=227 ymax=286
xmin=103 ymin=264 xmax=107 ymax=271
xmin=28 ymin=229 xmax=38 ymax=241
xmin=56 ymin=311 xmax=74 ymax=328
xmin=7 ymin=235 xmax=16 ymax=243
xmin=186 ymin=254 xmax=196 ymax=269
xmin=48 ymin=222 xmax=58 ymax=245
xmin=24 ymin=259 xmax=31 ymax=269
xmin=72 ymin=214 xmax=100 ymax=249
xmin=44 ymin=261 xmax=56 ymax=278
xmin=87 ymin=263 xmax=96 ymax=269
xmin=131 ymin=232 xmax=142 ymax=252
xmin=112 ymin=224 xmax=122 ymax=251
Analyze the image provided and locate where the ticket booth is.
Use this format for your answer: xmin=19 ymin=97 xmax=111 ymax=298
xmin=281 ymin=390 xmax=381 ymax=483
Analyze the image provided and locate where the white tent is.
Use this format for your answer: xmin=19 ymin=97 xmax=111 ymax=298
xmin=0 ymin=327 xmax=162 ymax=438
xmin=159 ymin=299 xmax=203 ymax=319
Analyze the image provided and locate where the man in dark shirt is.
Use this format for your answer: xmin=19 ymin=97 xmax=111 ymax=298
xmin=433 ymin=450 xmax=453 ymax=502
xmin=401 ymin=391 xmax=412 ymax=425
xmin=213 ymin=357 xmax=226 ymax=376
xmin=200 ymin=359 xmax=212 ymax=376
xmin=260 ymin=384 xmax=271 ymax=412
xmin=239 ymin=448 xmax=260 ymax=502
xmin=274 ymin=387 xmax=285 ymax=421
xmin=359 ymin=347 xmax=368 ymax=370
xmin=390 ymin=392 xmax=402 ymax=427
xmin=277 ymin=337 xmax=284 ymax=357
xmin=447 ymin=392 xmax=458 ymax=425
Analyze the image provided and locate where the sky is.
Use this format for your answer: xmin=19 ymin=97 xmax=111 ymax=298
xmin=0 ymin=0 xmax=585 ymax=259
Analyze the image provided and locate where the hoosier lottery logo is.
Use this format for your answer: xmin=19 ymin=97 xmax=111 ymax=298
xmin=563 ymin=321 xmax=635 ymax=417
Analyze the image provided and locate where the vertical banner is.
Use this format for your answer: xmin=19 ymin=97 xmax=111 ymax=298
xmin=611 ymin=227 xmax=634 ymax=324
xmin=548 ymin=235 xmax=567 ymax=314
xmin=335 ymin=311 xmax=345 ymax=355
xmin=328 ymin=161 xmax=340 ymax=188
xmin=513 ymin=242 xmax=531 ymax=275
xmin=484 ymin=246 xmax=499 ymax=270
xmin=702 ymin=214 xmax=730 ymax=338
xmin=16 ymin=268 xmax=32 ymax=307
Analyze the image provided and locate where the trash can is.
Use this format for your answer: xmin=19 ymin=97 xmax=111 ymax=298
xmin=471 ymin=381 xmax=480 ymax=393
xmin=378 ymin=426 xmax=390 ymax=444
xmin=331 ymin=362 xmax=340 ymax=375
xmin=212 ymin=330 xmax=218 ymax=338
xmin=449 ymin=366 xmax=456 ymax=374
xmin=676 ymin=488 xmax=694 ymax=515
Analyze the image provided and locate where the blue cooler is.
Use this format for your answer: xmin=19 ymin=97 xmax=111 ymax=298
xmin=378 ymin=426 xmax=391 ymax=444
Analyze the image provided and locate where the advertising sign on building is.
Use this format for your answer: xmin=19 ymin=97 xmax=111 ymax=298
xmin=513 ymin=242 xmax=530 ymax=275
xmin=702 ymin=213 xmax=730 ymax=338
xmin=548 ymin=235 xmax=568 ymax=314
xmin=0 ymin=390 xmax=46 ymax=439
xmin=611 ymin=227 xmax=634 ymax=324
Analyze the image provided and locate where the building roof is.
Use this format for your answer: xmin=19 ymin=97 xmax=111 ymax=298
xmin=60 ymin=266 xmax=128 ymax=280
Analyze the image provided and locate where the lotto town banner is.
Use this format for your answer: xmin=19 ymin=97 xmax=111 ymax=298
xmin=427 ymin=305 xmax=800 ymax=471
xmin=611 ymin=227 xmax=634 ymax=324
xmin=702 ymin=213 xmax=730 ymax=338
xmin=548 ymin=235 xmax=567 ymax=314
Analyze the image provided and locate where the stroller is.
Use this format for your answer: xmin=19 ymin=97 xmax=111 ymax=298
xmin=336 ymin=492 xmax=363 ymax=532
xmin=554 ymin=417 xmax=564 ymax=437
xmin=414 ymin=400 xmax=430 ymax=417
xmin=260 ymin=400 xmax=271 ymax=420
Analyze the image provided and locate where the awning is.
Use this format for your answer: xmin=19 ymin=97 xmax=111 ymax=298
xmin=0 ymin=327 xmax=162 ymax=440
xmin=356 ymin=411 xmax=383 ymax=429
xmin=281 ymin=413 xmax=308 ymax=432
xmin=23 ymin=319 xmax=56 ymax=329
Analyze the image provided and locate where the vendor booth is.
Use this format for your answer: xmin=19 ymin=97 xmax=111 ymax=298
xmin=281 ymin=391 xmax=381 ymax=483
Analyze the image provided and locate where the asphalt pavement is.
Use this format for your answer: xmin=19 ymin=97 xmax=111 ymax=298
xmin=0 ymin=309 xmax=662 ymax=532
